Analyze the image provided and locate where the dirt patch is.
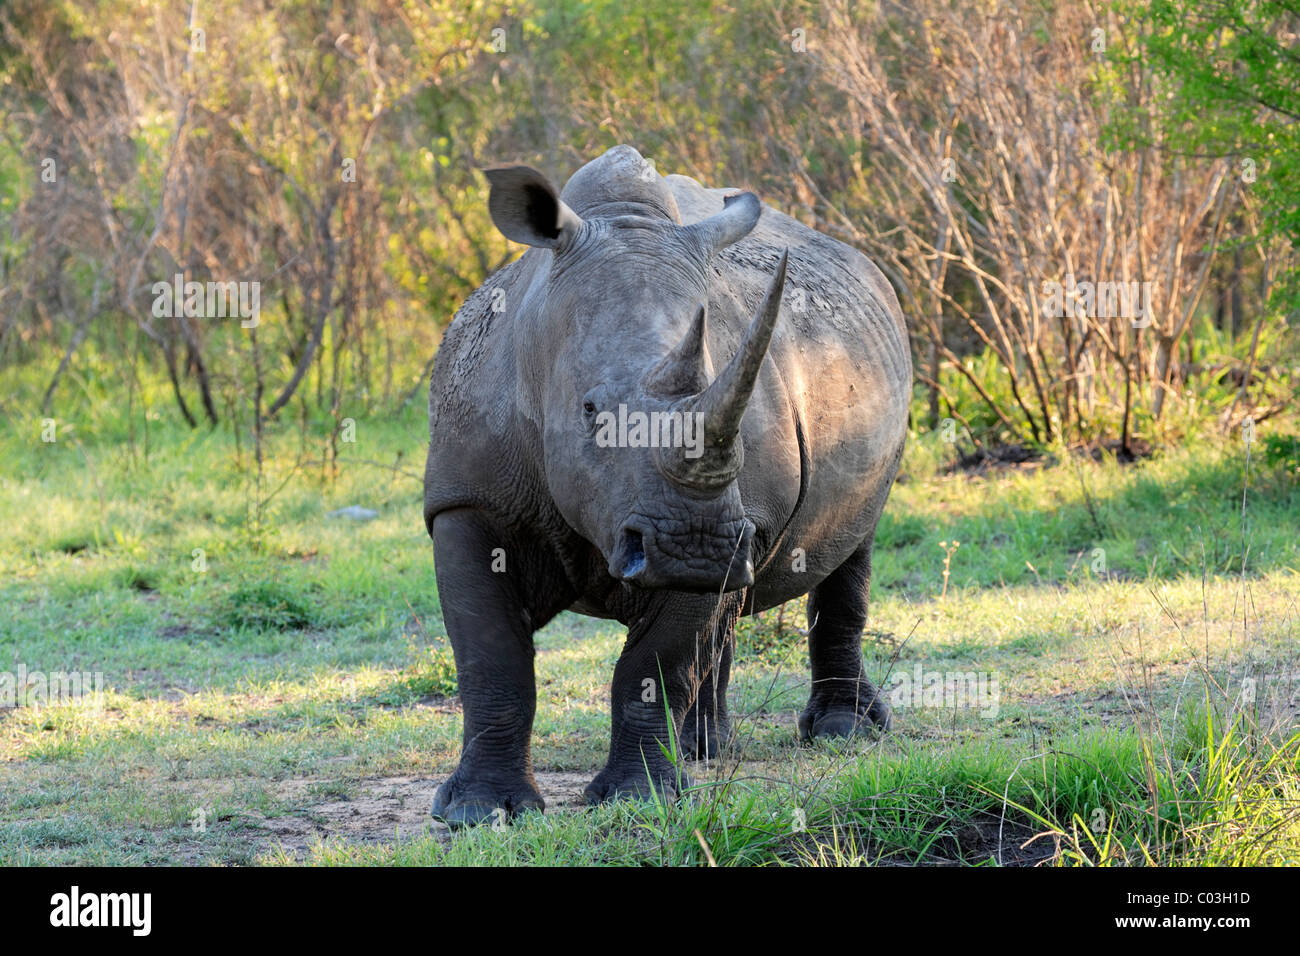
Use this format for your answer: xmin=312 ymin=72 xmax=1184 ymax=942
xmin=790 ymin=810 xmax=1056 ymax=866
xmin=246 ymin=767 xmax=1061 ymax=865
xmin=942 ymin=812 xmax=1058 ymax=865
xmin=254 ymin=771 xmax=593 ymax=860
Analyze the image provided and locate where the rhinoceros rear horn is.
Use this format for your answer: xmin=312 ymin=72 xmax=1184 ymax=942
xmin=483 ymin=164 xmax=584 ymax=250
xmin=682 ymin=191 xmax=762 ymax=258
xmin=643 ymin=302 xmax=713 ymax=397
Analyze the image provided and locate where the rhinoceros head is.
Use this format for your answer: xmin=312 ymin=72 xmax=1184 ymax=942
xmin=482 ymin=156 xmax=786 ymax=593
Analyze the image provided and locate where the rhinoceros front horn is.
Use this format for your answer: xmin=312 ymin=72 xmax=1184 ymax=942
xmin=663 ymin=249 xmax=789 ymax=491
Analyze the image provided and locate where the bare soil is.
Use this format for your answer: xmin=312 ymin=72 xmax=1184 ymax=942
xmin=253 ymin=772 xmax=594 ymax=860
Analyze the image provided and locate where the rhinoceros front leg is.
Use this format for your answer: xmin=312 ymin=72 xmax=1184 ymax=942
xmin=585 ymin=591 xmax=742 ymax=804
xmin=799 ymin=542 xmax=894 ymax=740
xmin=680 ymin=621 xmax=734 ymax=760
xmin=430 ymin=509 xmax=566 ymax=828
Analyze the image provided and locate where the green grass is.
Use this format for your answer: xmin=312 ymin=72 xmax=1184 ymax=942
xmin=1 ymin=372 xmax=1298 ymax=865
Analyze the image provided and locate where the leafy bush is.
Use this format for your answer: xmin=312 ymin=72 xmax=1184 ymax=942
xmin=1261 ymin=432 xmax=1300 ymax=482
xmin=402 ymin=643 xmax=458 ymax=699
xmin=220 ymin=579 xmax=320 ymax=632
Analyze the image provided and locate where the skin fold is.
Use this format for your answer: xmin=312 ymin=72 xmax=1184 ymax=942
xmin=423 ymin=145 xmax=911 ymax=828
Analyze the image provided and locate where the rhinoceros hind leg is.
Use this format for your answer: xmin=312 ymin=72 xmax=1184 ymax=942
xmin=798 ymin=542 xmax=893 ymax=741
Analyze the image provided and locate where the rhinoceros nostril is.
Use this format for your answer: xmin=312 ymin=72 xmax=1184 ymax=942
xmin=618 ymin=528 xmax=646 ymax=580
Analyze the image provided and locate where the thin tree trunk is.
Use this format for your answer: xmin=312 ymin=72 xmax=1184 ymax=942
xmin=41 ymin=321 xmax=89 ymax=415
xmin=265 ymin=183 xmax=339 ymax=419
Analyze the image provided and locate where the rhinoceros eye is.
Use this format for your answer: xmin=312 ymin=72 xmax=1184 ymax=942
xmin=580 ymin=386 xmax=607 ymax=433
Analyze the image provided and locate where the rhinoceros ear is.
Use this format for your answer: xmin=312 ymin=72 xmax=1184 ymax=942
xmin=681 ymin=191 xmax=761 ymax=258
xmin=483 ymin=164 xmax=584 ymax=250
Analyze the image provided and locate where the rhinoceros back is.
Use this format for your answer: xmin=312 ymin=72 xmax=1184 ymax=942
xmin=665 ymin=173 xmax=909 ymax=381
xmin=424 ymin=253 xmax=547 ymax=525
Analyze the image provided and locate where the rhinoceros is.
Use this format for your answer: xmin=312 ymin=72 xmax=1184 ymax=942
xmin=423 ymin=145 xmax=911 ymax=827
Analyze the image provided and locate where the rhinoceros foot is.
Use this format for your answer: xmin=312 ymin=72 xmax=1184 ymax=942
xmin=431 ymin=771 xmax=544 ymax=829
xmin=798 ymin=682 xmax=894 ymax=742
xmin=680 ymin=714 xmax=732 ymax=761
xmin=583 ymin=765 xmax=692 ymax=806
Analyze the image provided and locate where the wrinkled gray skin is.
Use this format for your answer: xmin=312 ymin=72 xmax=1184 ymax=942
xmin=424 ymin=145 xmax=911 ymax=827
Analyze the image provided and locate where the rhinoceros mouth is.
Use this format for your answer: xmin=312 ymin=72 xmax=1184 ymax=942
xmin=609 ymin=516 xmax=754 ymax=592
